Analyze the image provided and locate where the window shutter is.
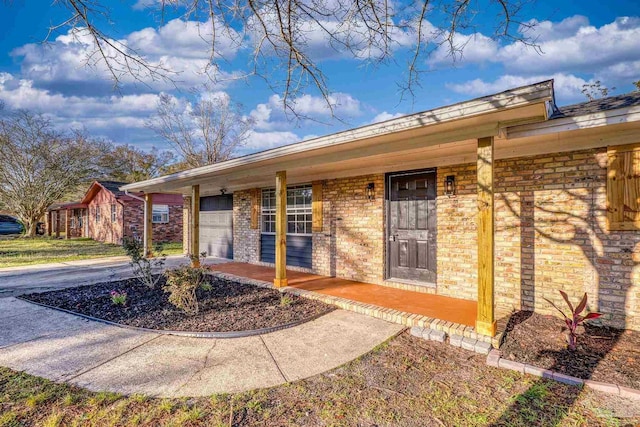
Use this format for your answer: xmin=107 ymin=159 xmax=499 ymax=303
xmin=607 ymin=144 xmax=640 ymax=230
xmin=312 ymin=181 xmax=323 ymax=232
xmin=251 ymin=188 xmax=260 ymax=229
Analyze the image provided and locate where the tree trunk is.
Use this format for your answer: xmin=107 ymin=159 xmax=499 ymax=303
xmin=23 ymin=219 xmax=38 ymax=237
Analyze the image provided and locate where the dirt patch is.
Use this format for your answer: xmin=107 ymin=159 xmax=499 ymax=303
xmin=500 ymin=311 xmax=640 ymax=389
xmin=21 ymin=275 xmax=334 ymax=332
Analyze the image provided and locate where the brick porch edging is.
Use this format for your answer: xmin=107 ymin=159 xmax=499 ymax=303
xmin=486 ymin=349 xmax=640 ymax=400
xmin=208 ymin=270 xmax=499 ymax=345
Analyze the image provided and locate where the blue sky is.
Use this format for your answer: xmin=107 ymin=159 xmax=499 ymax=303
xmin=0 ymin=0 xmax=639 ymax=155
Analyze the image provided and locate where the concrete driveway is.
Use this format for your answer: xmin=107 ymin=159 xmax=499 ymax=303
xmin=0 ymin=255 xmax=227 ymax=297
xmin=0 ymin=298 xmax=403 ymax=397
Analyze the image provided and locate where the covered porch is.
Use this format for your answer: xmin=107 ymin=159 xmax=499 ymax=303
xmin=210 ymin=262 xmax=479 ymax=332
xmin=122 ymin=81 xmax=557 ymax=339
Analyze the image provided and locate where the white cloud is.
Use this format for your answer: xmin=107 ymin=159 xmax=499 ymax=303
xmin=369 ymin=111 xmax=405 ymax=124
xmin=498 ymin=17 xmax=640 ymax=76
xmin=431 ymin=15 xmax=640 ymax=83
xmin=11 ymin=20 xmax=243 ymax=93
xmin=249 ymin=92 xmax=362 ymax=131
xmin=429 ymin=31 xmax=499 ymax=67
xmin=446 ymin=73 xmax=592 ymax=101
xmin=243 ymin=130 xmax=300 ymax=151
xmin=0 ymin=72 xmax=162 ymax=134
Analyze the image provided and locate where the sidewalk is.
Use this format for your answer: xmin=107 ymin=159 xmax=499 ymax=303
xmin=0 ymin=298 xmax=403 ymax=397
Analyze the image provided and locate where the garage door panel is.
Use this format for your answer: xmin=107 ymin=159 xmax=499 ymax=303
xmin=199 ymin=194 xmax=233 ymax=260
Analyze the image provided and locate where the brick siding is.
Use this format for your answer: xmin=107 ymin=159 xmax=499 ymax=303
xmin=232 ymin=190 xmax=260 ymax=262
xmin=230 ymin=147 xmax=640 ymax=331
xmin=123 ymin=202 xmax=183 ymax=243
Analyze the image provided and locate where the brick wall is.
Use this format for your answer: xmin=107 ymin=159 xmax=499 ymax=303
xmin=233 ymin=190 xmax=260 ymax=262
xmin=123 ymin=202 xmax=183 ymax=243
xmin=230 ymin=148 xmax=640 ymax=331
xmin=438 ymin=148 xmax=640 ymax=331
xmin=312 ymin=175 xmax=385 ymax=284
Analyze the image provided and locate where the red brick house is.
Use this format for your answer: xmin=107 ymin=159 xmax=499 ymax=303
xmin=47 ymin=181 xmax=183 ymax=245
xmin=122 ymin=81 xmax=640 ymax=338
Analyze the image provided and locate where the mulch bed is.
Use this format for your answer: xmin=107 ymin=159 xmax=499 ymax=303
xmin=500 ymin=311 xmax=640 ymax=389
xmin=21 ymin=275 xmax=334 ymax=332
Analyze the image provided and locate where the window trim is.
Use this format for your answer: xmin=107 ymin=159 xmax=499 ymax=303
xmin=95 ymin=206 xmax=100 ymax=222
xmin=110 ymin=204 xmax=117 ymax=223
xmin=152 ymin=204 xmax=170 ymax=224
xmin=261 ymin=184 xmax=312 ymax=236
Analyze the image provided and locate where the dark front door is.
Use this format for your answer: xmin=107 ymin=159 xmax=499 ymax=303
xmin=388 ymin=170 xmax=437 ymax=283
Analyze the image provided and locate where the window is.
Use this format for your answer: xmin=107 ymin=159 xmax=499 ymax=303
xmin=607 ymin=144 xmax=640 ymax=230
xmin=95 ymin=206 xmax=100 ymax=222
xmin=70 ymin=216 xmax=75 ymax=228
xmin=261 ymin=185 xmax=312 ymax=235
xmin=152 ymin=204 xmax=169 ymax=223
xmin=111 ymin=204 xmax=117 ymax=222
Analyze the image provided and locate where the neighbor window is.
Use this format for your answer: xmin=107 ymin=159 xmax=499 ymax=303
xmin=152 ymin=204 xmax=169 ymax=223
xmin=261 ymin=185 xmax=312 ymax=234
xmin=111 ymin=204 xmax=117 ymax=222
xmin=95 ymin=206 xmax=100 ymax=222
xmin=70 ymin=216 xmax=75 ymax=228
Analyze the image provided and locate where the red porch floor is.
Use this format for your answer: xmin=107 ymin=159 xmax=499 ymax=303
xmin=210 ymin=262 xmax=477 ymax=327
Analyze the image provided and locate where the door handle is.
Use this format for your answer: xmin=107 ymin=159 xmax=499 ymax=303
xmin=389 ymin=234 xmax=397 ymax=242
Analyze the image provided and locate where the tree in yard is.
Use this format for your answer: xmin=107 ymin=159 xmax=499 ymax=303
xmin=97 ymin=143 xmax=176 ymax=183
xmin=0 ymin=111 xmax=104 ymax=237
xmin=147 ymin=92 xmax=255 ymax=168
xmin=42 ymin=0 xmax=536 ymax=115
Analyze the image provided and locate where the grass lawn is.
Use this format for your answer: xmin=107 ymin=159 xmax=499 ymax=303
xmin=0 ymin=333 xmax=637 ymax=426
xmin=0 ymin=237 xmax=183 ymax=268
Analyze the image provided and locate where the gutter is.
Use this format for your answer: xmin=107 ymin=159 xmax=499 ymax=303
xmin=124 ymin=190 xmax=149 ymax=256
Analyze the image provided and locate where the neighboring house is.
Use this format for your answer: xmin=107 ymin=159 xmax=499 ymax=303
xmin=47 ymin=181 xmax=183 ymax=244
xmin=122 ymin=80 xmax=640 ymax=337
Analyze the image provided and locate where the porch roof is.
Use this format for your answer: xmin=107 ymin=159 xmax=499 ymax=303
xmin=48 ymin=201 xmax=87 ymax=211
xmin=121 ymin=80 xmax=554 ymax=196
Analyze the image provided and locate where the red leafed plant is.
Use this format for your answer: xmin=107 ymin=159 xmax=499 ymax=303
xmin=544 ymin=291 xmax=602 ymax=351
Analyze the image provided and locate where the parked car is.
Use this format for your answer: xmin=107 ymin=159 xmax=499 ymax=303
xmin=0 ymin=215 xmax=24 ymax=235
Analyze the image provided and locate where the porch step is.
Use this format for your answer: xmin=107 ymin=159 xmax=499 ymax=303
xmin=209 ymin=270 xmax=502 ymax=347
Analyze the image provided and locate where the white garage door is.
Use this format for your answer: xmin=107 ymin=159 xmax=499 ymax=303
xmin=199 ymin=195 xmax=233 ymax=259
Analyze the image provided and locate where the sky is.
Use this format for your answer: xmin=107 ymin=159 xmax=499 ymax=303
xmin=0 ymin=0 xmax=639 ymax=156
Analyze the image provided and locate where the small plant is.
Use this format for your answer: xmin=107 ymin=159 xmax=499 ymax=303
xmin=544 ymin=290 xmax=602 ymax=351
xmin=163 ymin=253 xmax=209 ymax=315
xmin=122 ymin=237 xmax=166 ymax=289
xmin=280 ymin=294 xmax=293 ymax=307
xmin=110 ymin=290 xmax=127 ymax=306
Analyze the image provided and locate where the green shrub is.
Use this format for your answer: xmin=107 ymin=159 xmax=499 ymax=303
xmin=122 ymin=237 xmax=166 ymax=289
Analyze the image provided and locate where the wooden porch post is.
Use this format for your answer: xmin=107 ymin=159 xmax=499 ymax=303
xmin=476 ymin=136 xmax=496 ymax=337
xmin=144 ymin=193 xmax=153 ymax=257
xmin=190 ymin=185 xmax=200 ymax=267
xmin=55 ymin=212 xmax=60 ymax=239
xmin=65 ymin=209 xmax=71 ymax=240
xmin=274 ymin=170 xmax=288 ymax=288
xmin=47 ymin=211 xmax=52 ymax=236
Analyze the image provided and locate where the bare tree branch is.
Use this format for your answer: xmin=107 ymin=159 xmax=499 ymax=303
xmin=147 ymin=92 xmax=255 ymax=168
xmin=42 ymin=0 xmax=537 ymax=114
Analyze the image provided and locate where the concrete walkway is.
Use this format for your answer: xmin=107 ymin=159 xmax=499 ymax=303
xmin=0 ymin=256 xmax=228 ymax=298
xmin=0 ymin=298 xmax=403 ymax=397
